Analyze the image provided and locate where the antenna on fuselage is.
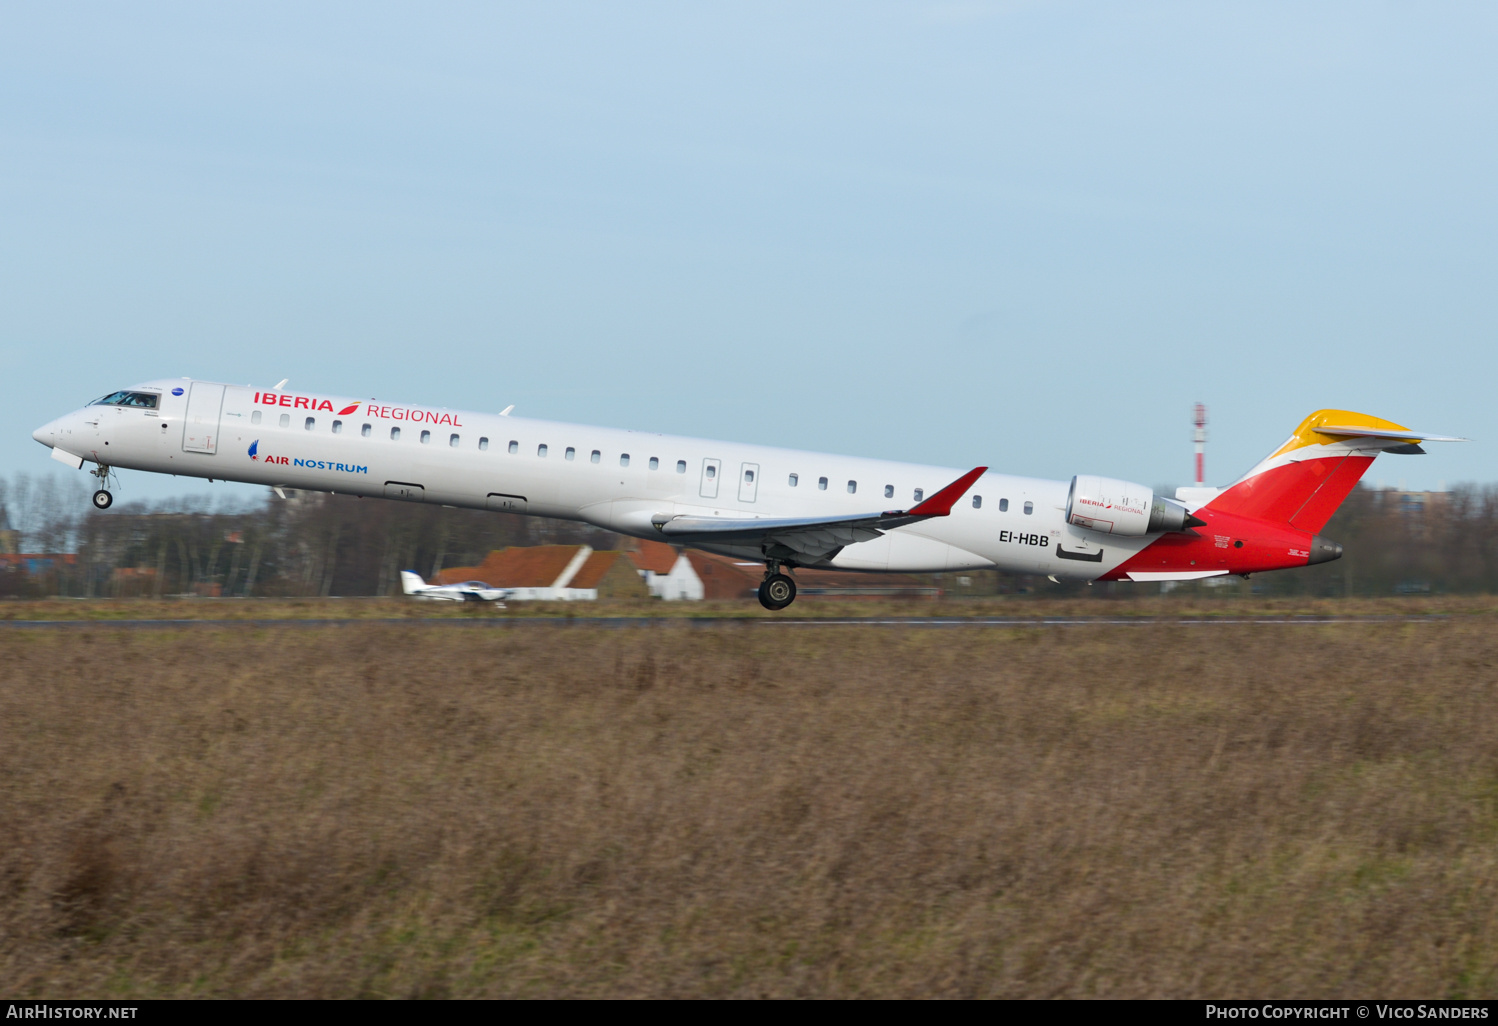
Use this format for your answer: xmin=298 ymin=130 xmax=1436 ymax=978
xmin=273 ymin=379 xmax=289 ymax=391
xmin=500 ymin=405 xmax=514 ymax=416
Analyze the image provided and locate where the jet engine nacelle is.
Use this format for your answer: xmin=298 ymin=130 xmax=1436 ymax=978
xmin=1066 ymin=475 xmax=1197 ymax=536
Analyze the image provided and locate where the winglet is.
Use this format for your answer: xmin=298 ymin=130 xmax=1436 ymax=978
xmin=907 ymin=467 xmax=988 ymax=517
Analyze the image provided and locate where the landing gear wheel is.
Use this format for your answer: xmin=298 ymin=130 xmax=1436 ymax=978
xmin=758 ymin=573 xmax=797 ymax=611
xmin=92 ymin=489 xmax=113 ymax=510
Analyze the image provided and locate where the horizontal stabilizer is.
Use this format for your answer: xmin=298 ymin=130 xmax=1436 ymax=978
xmin=1314 ymin=426 xmax=1467 ymax=443
xmin=1126 ymin=570 xmax=1230 ymax=582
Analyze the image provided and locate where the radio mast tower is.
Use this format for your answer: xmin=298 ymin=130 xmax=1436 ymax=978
xmin=1192 ymin=403 xmax=1207 ymax=486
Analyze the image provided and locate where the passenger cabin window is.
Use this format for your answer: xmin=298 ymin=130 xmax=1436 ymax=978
xmin=847 ymin=480 xmax=857 ymax=494
xmin=884 ymin=484 xmax=894 ymax=499
xmin=998 ymin=498 xmax=1008 ymax=512
xmin=620 ymin=454 xmax=630 ymax=467
xmin=818 ymin=477 xmax=828 ymax=491
xmin=332 ymin=420 xmax=343 ymax=434
xmin=478 ymin=437 xmax=488 ymax=450
xmin=449 ymin=434 xmax=460 ymax=447
xmin=706 ymin=465 xmax=716 ymax=478
xmin=538 ymin=444 xmax=548 ymax=457
xmin=390 ymin=427 xmax=401 ymax=441
xmin=745 ymin=469 xmax=755 ymax=483
xmin=91 ymin=390 xmax=159 ymax=409
xmin=676 ymin=460 xmax=686 ymax=474
xmin=972 ymin=495 xmax=982 ymax=509
xmin=279 ymin=414 xmax=290 ymax=428
xmin=305 ymin=417 xmax=315 ymax=431
xmin=362 ymin=424 xmax=372 ymax=438
xmin=420 ymin=430 xmax=431 ymax=444
xmin=590 ymin=450 xmax=601 ymax=463
xmin=789 ymin=474 xmax=798 ymax=487
xmin=508 ymin=440 xmax=518 ymax=454
xmin=914 ymin=488 xmax=924 ymax=502
xmin=1024 ymin=501 xmax=1034 ymax=515
xmin=251 ymin=411 xmax=262 ymax=425
xmin=649 ymin=457 xmax=659 ymax=470
xmin=565 ymin=447 xmax=575 ymax=460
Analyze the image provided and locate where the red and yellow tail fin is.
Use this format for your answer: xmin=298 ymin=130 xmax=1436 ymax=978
xmin=1206 ymin=410 xmax=1441 ymax=534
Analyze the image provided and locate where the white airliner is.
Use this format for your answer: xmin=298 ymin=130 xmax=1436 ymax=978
xmin=31 ymin=379 xmax=1463 ymax=609
xmin=399 ymin=571 xmax=508 ymax=604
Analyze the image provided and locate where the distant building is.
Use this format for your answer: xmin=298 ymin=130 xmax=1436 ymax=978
xmin=624 ymin=539 xmax=704 ymax=601
xmin=434 ymin=544 xmax=648 ymax=600
xmin=0 ymin=553 xmax=77 ymax=576
xmin=437 ymin=541 xmax=940 ymax=602
xmin=682 ymin=550 xmax=939 ymax=601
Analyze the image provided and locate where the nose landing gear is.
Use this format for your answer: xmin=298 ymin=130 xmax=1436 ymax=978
xmin=89 ymin=464 xmax=115 ymax=509
xmin=757 ymin=561 xmax=797 ymax=611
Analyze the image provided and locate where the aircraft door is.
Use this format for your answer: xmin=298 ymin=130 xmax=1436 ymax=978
xmin=699 ymin=458 xmax=721 ymax=499
xmin=181 ymin=382 xmax=225 ymax=454
xmin=738 ymin=462 xmax=760 ymax=503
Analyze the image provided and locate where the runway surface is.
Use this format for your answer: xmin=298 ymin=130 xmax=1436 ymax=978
xmin=0 ymin=615 xmax=1455 ymax=629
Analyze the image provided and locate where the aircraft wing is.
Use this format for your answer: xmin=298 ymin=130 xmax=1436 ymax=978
xmin=652 ymin=466 xmax=987 ymax=563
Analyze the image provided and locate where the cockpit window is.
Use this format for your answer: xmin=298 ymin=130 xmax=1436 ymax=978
xmin=91 ymin=390 xmax=159 ymax=409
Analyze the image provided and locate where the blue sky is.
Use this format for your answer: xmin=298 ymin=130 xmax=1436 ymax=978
xmin=3 ymin=2 xmax=1493 ymax=508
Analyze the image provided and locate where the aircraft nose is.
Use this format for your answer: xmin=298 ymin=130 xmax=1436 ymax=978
xmin=32 ymin=419 xmax=60 ymax=448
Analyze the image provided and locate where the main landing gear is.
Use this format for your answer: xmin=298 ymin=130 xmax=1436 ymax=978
xmin=90 ymin=464 xmax=114 ymax=509
xmin=757 ymin=561 xmax=797 ymax=611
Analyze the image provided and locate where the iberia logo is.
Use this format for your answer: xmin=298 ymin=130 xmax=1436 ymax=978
xmin=338 ymin=402 xmax=360 ymax=416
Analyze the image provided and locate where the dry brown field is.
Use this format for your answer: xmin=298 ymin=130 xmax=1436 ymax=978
xmin=4 ymin=592 xmax=1498 ymax=620
xmin=3 ymin=614 xmax=1497 ymax=997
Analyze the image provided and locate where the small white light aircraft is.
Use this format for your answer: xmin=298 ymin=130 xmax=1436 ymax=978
xmin=399 ymin=571 xmax=508 ymax=604
xmin=32 ymin=379 xmax=1463 ymax=609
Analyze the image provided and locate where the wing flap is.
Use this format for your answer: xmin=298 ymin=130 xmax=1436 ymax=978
xmin=653 ymin=466 xmax=987 ymax=562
